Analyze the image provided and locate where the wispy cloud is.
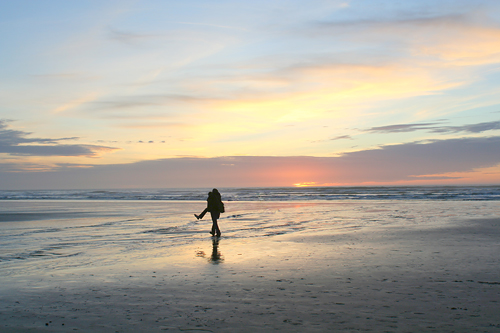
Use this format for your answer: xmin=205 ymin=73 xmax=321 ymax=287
xmin=365 ymin=120 xmax=500 ymax=134
xmin=177 ymin=22 xmax=250 ymax=32
xmin=306 ymin=9 xmax=500 ymax=66
xmin=52 ymin=93 xmax=98 ymax=114
xmin=312 ymin=134 xmax=353 ymax=143
xmin=83 ymin=94 xmax=219 ymax=113
xmin=430 ymin=120 xmax=500 ymax=134
xmin=330 ymin=135 xmax=352 ymax=141
xmin=163 ymin=60 xmax=463 ymax=125
xmin=107 ymin=27 xmax=165 ymax=44
xmin=116 ymin=122 xmax=189 ymax=129
xmin=365 ymin=123 xmax=440 ymax=133
xmin=310 ymin=13 xmax=469 ymax=31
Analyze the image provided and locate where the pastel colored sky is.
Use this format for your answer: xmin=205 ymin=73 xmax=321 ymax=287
xmin=1 ymin=0 xmax=500 ymax=189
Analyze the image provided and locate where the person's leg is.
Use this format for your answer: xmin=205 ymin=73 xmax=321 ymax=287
xmin=210 ymin=211 xmax=221 ymax=236
xmin=195 ymin=208 xmax=208 ymax=220
xmin=209 ymin=211 xmax=215 ymax=235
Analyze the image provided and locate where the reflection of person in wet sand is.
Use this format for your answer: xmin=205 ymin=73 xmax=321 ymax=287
xmin=209 ymin=238 xmax=223 ymax=263
xmin=194 ymin=189 xmax=225 ymax=237
xmin=195 ymin=238 xmax=224 ymax=264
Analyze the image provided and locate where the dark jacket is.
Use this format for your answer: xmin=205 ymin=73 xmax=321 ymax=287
xmin=208 ymin=191 xmax=224 ymax=213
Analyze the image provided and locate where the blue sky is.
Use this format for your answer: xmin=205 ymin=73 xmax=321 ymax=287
xmin=1 ymin=0 xmax=500 ymax=188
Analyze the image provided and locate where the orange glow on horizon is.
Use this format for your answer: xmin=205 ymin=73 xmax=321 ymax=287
xmin=294 ymin=182 xmax=349 ymax=187
xmin=293 ymin=182 xmax=318 ymax=187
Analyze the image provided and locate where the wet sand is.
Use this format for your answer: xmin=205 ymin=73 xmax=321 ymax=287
xmin=0 ymin=201 xmax=499 ymax=332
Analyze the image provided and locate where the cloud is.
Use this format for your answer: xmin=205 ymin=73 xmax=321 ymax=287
xmin=177 ymin=22 xmax=250 ymax=32
xmin=0 ymin=120 xmax=78 ymax=145
xmin=32 ymin=73 xmax=82 ymax=79
xmin=311 ymin=134 xmax=352 ymax=143
xmin=0 ymin=120 xmax=119 ymax=157
xmin=330 ymin=135 xmax=352 ymax=141
xmin=68 ymin=9 xmax=497 ymax=132
xmin=81 ymin=94 xmax=218 ymax=114
xmin=107 ymin=27 xmax=165 ymax=45
xmin=311 ymin=13 xmax=469 ymax=32
xmin=52 ymin=93 xmax=98 ymax=114
xmin=365 ymin=120 xmax=500 ymax=134
xmin=335 ymin=136 xmax=500 ymax=182
xmin=430 ymin=120 xmax=500 ymax=134
xmin=77 ymin=52 xmax=462 ymax=124
xmin=307 ymin=10 xmax=500 ymax=66
xmin=0 ymin=162 xmax=56 ymax=173
xmin=2 ymin=136 xmax=500 ymax=189
xmin=0 ymin=144 xmax=116 ymax=157
xmin=169 ymin=60 xmax=462 ymax=128
xmin=366 ymin=123 xmax=439 ymax=133
xmin=116 ymin=122 xmax=188 ymax=129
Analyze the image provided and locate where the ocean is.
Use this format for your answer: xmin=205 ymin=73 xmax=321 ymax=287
xmin=1 ymin=185 xmax=500 ymax=201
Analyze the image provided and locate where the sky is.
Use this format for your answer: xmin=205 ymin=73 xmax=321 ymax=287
xmin=1 ymin=0 xmax=500 ymax=189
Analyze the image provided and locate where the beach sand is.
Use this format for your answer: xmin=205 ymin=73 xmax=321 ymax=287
xmin=0 ymin=200 xmax=499 ymax=332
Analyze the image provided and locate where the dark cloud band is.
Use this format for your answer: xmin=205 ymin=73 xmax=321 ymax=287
xmin=1 ymin=136 xmax=499 ymax=189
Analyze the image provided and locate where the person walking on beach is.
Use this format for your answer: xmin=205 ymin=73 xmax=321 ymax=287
xmin=195 ymin=189 xmax=225 ymax=237
xmin=208 ymin=189 xmax=224 ymax=236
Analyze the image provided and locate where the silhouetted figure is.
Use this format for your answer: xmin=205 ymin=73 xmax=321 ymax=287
xmin=195 ymin=189 xmax=225 ymax=237
xmin=208 ymin=189 xmax=224 ymax=237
